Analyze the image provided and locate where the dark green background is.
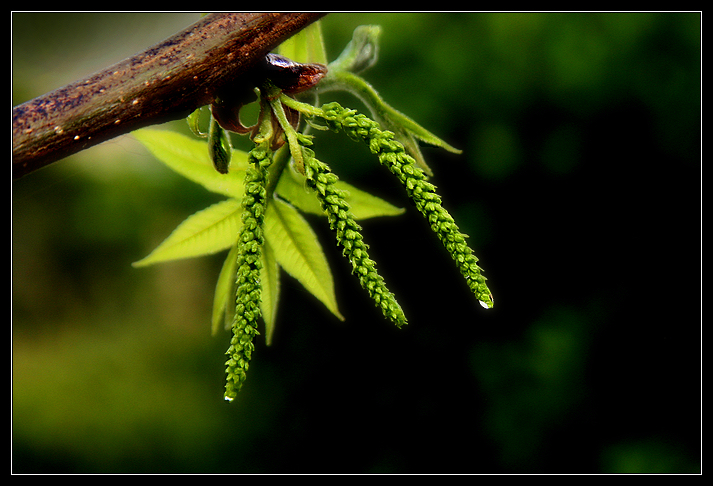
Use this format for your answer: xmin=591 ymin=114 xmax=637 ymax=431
xmin=12 ymin=13 xmax=700 ymax=473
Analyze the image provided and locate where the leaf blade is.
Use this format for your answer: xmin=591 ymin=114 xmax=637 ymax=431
xmin=260 ymin=240 xmax=281 ymax=345
xmin=277 ymin=21 xmax=327 ymax=65
xmin=133 ymin=128 xmax=248 ymax=198
xmin=212 ymin=243 xmax=240 ymax=335
xmin=133 ymin=199 xmax=243 ymax=267
xmin=265 ymin=198 xmax=343 ymax=321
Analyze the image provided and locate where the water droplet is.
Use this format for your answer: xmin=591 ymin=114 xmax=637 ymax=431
xmin=479 ymin=300 xmax=490 ymax=309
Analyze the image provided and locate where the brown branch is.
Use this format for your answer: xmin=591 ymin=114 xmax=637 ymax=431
xmin=12 ymin=12 xmax=327 ymax=180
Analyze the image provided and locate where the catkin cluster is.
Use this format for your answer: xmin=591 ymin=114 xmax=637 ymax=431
xmin=299 ymin=135 xmax=407 ymax=327
xmin=224 ymin=143 xmax=272 ymax=401
xmin=320 ymin=102 xmax=494 ymax=308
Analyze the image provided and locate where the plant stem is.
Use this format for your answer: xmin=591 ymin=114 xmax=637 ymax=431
xmin=12 ymin=12 xmax=326 ymax=180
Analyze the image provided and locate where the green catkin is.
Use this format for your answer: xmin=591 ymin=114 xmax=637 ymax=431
xmin=320 ymin=102 xmax=494 ymax=309
xmin=224 ymin=142 xmax=272 ymax=401
xmin=299 ymin=136 xmax=407 ymax=327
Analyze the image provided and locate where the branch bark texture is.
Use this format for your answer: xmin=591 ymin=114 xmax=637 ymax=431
xmin=12 ymin=12 xmax=326 ymax=180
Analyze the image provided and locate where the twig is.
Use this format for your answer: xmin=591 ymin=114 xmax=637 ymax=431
xmin=12 ymin=12 xmax=326 ymax=180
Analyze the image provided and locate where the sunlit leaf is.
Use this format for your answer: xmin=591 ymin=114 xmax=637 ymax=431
xmin=133 ymin=199 xmax=242 ymax=267
xmin=265 ymin=198 xmax=344 ymax=321
xmin=260 ymin=240 xmax=281 ymax=345
xmin=278 ymin=20 xmax=327 ymax=65
xmin=212 ymin=243 xmax=240 ymax=335
xmin=133 ymin=128 xmax=248 ymax=199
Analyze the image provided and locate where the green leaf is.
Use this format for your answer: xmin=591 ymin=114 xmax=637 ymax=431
xmin=275 ymin=165 xmax=405 ymax=219
xmin=133 ymin=128 xmax=248 ymax=199
xmin=278 ymin=21 xmax=327 ymax=65
xmin=212 ymin=243 xmax=240 ymax=335
xmin=265 ymin=197 xmax=343 ymax=321
xmin=133 ymin=199 xmax=243 ymax=267
xmin=260 ymin=240 xmax=281 ymax=346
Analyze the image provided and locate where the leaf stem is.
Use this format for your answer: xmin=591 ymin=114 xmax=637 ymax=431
xmin=269 ymin=93 xmax=307 ymax=174
xmin=279 ymin=94 xmax=325 ymax=119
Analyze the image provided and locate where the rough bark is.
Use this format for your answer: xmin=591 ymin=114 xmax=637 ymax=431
xmin=12 ymin=12 xmax=326 ymax=180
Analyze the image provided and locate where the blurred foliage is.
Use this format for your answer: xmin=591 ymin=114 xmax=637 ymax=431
xmin=12 ymin=13 xmax=700 ymax=473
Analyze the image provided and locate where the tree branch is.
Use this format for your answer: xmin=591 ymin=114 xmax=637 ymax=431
xmin=12 ymin=12 xmax=326 ymax=180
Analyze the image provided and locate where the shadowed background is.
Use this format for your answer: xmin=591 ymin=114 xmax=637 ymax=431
xmin=12 ymin=13 xmax=700 ymax=473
